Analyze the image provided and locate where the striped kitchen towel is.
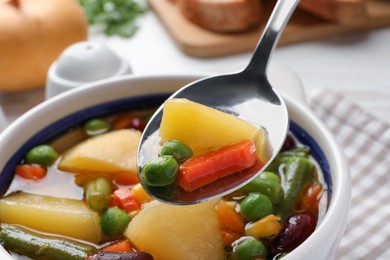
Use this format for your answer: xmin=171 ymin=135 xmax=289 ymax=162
xmin=308 ymin=89 xmax=390 ymax=260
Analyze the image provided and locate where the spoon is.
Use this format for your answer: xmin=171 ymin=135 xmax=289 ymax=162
xmin=138 ymin=0 xmax=299 ymax=204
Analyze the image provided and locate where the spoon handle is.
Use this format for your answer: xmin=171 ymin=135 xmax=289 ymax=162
xmin=246 ymin=0 xmax=300 ymax=75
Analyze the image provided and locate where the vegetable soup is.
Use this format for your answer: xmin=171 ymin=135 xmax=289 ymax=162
xmin=0 ymin=100 xmax=329 ymax=260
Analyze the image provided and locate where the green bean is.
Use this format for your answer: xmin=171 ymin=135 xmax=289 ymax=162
xmin=239 ymin=172 xmax=283 ymax=203
xmin=281 ymin=147 xmax=310 ymax=158
xmin=26 ymin=144 xmax=58 ymax=166
xmin=100 ymin=207 xmax=131 ymax=238
xmin=233 ymin=237 xmax=267 ymax=260
xmin=0 ymin=225 xmax=96 ymax=260
xmin=278 ymin=157 xmax=313 ymax=220
xmin=141 ymin=156 xmax=179 ymax=187
xmin=265 ymin=147 xmax=310 ymax=173
xmin=240 ymin=192 xmax=273 ymax=221
xmin=84 ymin=177 xmax=112 ymax=212
xmin=160 ymin=140 xmax=193 ymax=163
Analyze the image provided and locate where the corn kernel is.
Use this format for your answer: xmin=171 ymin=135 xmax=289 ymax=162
xmin=245 ymin=214 xmax=282 ymax=238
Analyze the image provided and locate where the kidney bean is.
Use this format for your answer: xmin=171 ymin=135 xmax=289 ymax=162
xmin=281 ymin=134 xmax=296 ymax=152
xmin=129 ymin=117 xmax=147 ymax=131
xmin=112 ymin=116 xmax=147 ymax=132
xmin=87 ymin=251 xmax=153 ymax=260
xmin=271 ymin=213 xmax=316 ymax=255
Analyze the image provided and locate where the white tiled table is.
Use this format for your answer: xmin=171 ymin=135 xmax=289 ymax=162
xmin=1 ymin=10 xmax=389 ymax=127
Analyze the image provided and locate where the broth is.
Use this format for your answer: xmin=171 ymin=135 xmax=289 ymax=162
xmin=1 ymin=106 xmax=329 ymax=260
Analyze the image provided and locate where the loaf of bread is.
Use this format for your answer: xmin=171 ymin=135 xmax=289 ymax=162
xmin=299 ymin=0 xmax=367 ymax=26
xmin=0 ymin=0 xmax=87 ymax=92
xmin=175 ymin=0 xmax=263 ymax=33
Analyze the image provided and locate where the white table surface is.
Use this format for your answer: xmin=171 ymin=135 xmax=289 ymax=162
xmin=1 ymin=5 xmax=389 ymax=126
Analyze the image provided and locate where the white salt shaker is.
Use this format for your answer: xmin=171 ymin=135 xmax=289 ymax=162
xmin=45 ymin=41 xmax=131 ymax=99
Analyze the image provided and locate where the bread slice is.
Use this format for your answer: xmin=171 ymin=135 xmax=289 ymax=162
xmin=175 ymin=0 xmax=263 ymax=33
xmin=299 ymin=0 xmax=367 ymax=26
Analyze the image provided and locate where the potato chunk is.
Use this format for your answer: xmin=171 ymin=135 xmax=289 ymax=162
xmin=125 ymin=200 xmax=224 ymax=260
xmin=160 ymin=98 xmax=268 ymax=160
xmin=58 ymin=129 xmax=141 ymax=178
xmin=0 ymin=192 xmax=101 ymax=243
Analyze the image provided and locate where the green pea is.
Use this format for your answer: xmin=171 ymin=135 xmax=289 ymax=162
xmin=84 ymin=177 xmax=112 ymax=212
xmin=259 ymin=171 xmax=281 ymax=183
xmin=233 ymin=237 xmax=267 ymax=260
xmin=83 ymin=118 xmax=110 ymax=136
xmin=26 ymin=145 xmax=58 ymax=166
xmin=240 ymin=171 xmax=280 ymax=191
xmin=259 ymin=179 xmax=283 ymax=204
xmin=240 ymin=192 xmax=273 ymax=221
xmin=141 ymin=156 xmax=179 ymax=187
xmin=160 ymin=140 xmax=193 ymax=163
xmin=100 ymin=207 xmax=131 ymax=238
xmin=239 ymin=172 xmax=283 ymax=203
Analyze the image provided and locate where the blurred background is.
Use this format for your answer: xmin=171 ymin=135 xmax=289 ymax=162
xmin=0 ymin=0 xmax=389 ymax=124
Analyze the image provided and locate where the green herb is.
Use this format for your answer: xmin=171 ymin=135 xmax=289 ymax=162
xmin=79 ymin=0 xmax=147 ymax=38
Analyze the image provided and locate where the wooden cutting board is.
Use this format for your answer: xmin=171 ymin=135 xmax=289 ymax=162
xmin=148 ymin=0 xmax=390 ymax=57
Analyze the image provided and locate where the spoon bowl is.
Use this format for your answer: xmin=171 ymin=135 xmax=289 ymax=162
xmin=138 ymin=0 xmax=300 ymax=204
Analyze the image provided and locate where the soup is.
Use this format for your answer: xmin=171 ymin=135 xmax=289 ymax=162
xmin=0 ymin=104 xmax=328 ymax=260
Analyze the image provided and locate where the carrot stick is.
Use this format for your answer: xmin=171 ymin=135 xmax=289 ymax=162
xmin=178 ymin=140 xmax=258 ymax=192
xmin=131 ymin=183 xmax=154 ymax=205
xmin=113 ymin=188 xmax=140 ymax=212
xmin=114 ymin=172 xmax=139 ymax=185
xmin=15 ymin=164 xmax=47 ymax=180
xmin=298 ymin=183 xmax=323 ymax=218
xmin=216 ymin=200 xmax=245 ymax=233
xmin=101 ymin=239 xmax=133 ymax=253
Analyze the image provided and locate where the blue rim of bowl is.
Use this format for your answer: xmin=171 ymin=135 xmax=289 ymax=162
xmin=289 ymin=121 xmax=332 ymax=202
xmin=0 ymin=93 xmax=332 ymax=204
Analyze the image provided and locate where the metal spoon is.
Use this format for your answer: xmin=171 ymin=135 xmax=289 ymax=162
xmin=138 ymin=0 xmax=299 ymax=204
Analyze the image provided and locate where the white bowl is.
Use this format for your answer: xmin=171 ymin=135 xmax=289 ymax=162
xmin=0 ymin=72 xmax=350 ymax=260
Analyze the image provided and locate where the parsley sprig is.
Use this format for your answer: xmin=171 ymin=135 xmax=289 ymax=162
xmin=79 ymin=0 xmax=147 ymax=38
